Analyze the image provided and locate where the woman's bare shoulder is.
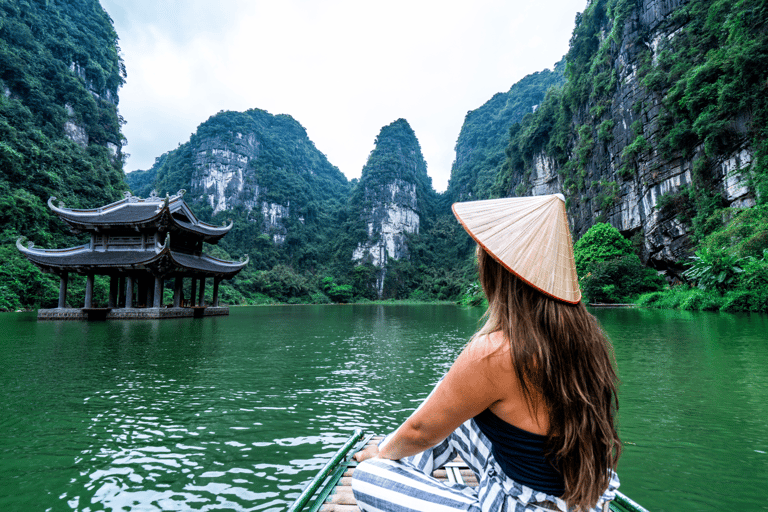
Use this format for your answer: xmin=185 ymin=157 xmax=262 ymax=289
xmin=466 ymin=331 xmax=512 ymax=370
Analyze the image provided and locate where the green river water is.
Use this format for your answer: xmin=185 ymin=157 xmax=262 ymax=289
xmin=0 ymin=305 xmax=766 ymax=511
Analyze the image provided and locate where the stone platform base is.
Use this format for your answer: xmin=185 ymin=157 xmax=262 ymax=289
xmin=37 ymin=307 xmax=229 ymax=320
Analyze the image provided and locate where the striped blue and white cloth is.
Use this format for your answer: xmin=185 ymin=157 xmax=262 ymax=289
xmin=351 ymin=418 xmax=620 ymax=512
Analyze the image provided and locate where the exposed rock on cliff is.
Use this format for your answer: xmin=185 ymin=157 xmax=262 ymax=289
xmin=497 ymin=0 xmax=764 ymax=274
xmin=0 ymin=0 xmax=127 ymax=236
xmin=350 ymin=119 xmax=434 ymax=296
xmin=127 ymin=109 xmax=350 ymax=269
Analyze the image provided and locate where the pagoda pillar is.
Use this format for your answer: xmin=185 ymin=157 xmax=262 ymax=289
xmin=153 ymin=277 xmax=163 ymax=308
xmin=198 ymin=277 xmax=206 ymax=307
xmin=212 ymin=277 xmax=221 ymax=307
xmin=145 ymin=276 xmax=153 ymax=308
xmin=137 ymin=278 xmax=146 ymax=308
xmin=117 ymin=276 xmax=125 ymax=308
xmin=84 ymin=274 xmax=94 ymax=308
xmin=125 ymin=275 xmax=134 ymax=309
xmin=173 ymin=277 xmax=183 ymax=307
xmin=108 ymin=276 xmax=117 ymax=308
xmin=190 ymin=277 xmax=198 ymax=306
xmin=58 ymin=273 xmax=68 ymax=309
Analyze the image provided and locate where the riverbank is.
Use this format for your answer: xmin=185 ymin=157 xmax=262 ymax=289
xmin=636 ymin=284 xmax=768 ymax=314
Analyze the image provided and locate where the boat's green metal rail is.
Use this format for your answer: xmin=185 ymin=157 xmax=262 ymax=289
xmin=288 ymin=429 xmax=371 ymax=512
xmin=288 ymin=430 xmax=650 ymax=512
xmin=610 ymin=491 xmax=651 ymax=512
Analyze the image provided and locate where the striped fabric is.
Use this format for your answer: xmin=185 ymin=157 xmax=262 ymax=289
xmin=351 ymin=418 xmax=619 ymax=512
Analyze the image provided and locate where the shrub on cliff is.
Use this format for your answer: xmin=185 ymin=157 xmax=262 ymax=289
xmin=581 ymin=253 xmax=665 ymax=303
xmin=574 ymin=223 xmax=664 ymax=303
xmin=573 ymin=222 xmax=633 ymax=275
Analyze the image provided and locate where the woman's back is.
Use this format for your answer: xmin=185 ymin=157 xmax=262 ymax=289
xmin=471 ymin=330 xmax=550 ymax=436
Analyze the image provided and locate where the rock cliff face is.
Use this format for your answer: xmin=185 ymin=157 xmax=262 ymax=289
xmin=131 ymin=109 xmax=350 ymax=254
xmin=351 ymin=119 xmax=433 ymax=296
xmin=352 ymin=178 xmax=420 ymax=267
xmin=505 ymin=0 xmax=757 ymax=271
xmin=0 ymin=0 xmax=127 ymax=228
xmin=187 ymin=130 xmax=294 ymax=242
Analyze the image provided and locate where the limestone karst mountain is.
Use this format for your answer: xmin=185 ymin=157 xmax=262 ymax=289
xmin=494 ymin=0 xmax=764 ymax=276
xmin=126 ymin=109 xmax=351 ymax=273
xmin=445 ymin=60 xmax=566 ymax=204
xmin=347 ymin=119 xmax=438 ymax=297
xmin=7 ymin=0 xmax=765 ymax=309
xmin=1 ymin=0 xmax=130 ymax=310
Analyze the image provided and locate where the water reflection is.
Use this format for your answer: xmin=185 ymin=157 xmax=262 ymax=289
xmin=595 ymin=308 xmax=768 ymax=511
xmin=1 ymin=306 xmax=766 ymax=511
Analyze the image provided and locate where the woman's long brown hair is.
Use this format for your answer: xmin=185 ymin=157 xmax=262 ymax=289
xmin=475 ymin=247 xmax=621 ymax=511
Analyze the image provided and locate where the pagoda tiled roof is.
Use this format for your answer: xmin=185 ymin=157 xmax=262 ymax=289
xmin=16 ymin=237 xmax=248 ymax=278
xmin=48 ymin=191 xmax=232 ymax=240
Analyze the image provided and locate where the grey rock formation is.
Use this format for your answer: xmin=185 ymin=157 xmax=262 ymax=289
xmin=353 ymin=179 xmax=420 ymax=269
xmin=351 ymin=119 xmax=432 ymax=297
xmin=514 ymin=0 xmax=754 ymax=270
xmin=192 ymin=133 xmax=261 ymax=215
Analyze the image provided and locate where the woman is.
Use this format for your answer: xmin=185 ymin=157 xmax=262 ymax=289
xmin=351 ymin=194 xmax=621 ymax=512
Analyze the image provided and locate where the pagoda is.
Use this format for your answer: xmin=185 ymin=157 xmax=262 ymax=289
xmin=17 ymin=190 xmax=248 ymax=320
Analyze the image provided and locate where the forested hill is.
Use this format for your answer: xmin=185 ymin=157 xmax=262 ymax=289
xmin=9 ymin=0 xmax=767 ymax=311
xmin=0 ymin=0 xmax=127 ymax=310
xmin=345 ymin=119 xmax=438 ymax=298
xmin=494 ymin=0 xmax=767 ymax=274
xmin=126 ymin=108 xmax=351 ymax=273
xmin=445 ymin=60 xmax=566 ymax=203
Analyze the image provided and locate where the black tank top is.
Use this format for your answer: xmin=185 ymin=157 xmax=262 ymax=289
xmin=473 ymin=408 xmax=565 ymax=495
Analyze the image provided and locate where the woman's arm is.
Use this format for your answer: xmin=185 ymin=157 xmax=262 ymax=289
xmin=357 ymin=335 xmax=508 ymax=461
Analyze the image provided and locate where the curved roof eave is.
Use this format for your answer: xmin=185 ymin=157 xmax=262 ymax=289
xmin=16 ymin=237 xmax=91 ymax=258
xmin=168 ymin=199 xmax=233 ymax=236
xmin=48 ymin=194 xmax=233 ymax=238
xmin=48 ymin=195 xmax=170 ymax=227
xmin=169 ymin=252 xmax=248 ymax=278
xmin=18 ymin=237 xmax=246 ymax=278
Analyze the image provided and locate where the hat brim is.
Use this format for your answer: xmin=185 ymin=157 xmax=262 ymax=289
xmin=452 ymin=195 xmax=581 ymax=304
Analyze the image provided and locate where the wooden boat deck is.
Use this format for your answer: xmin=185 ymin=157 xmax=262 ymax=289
xmin=318 ymin=436 xmax=476 ymax=512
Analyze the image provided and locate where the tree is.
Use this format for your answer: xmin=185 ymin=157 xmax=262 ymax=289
xmin=573 ymin=223 xmax=632 ymax=276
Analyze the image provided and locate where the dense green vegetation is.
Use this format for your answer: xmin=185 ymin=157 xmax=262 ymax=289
xmin=337 ymin=119 xmax=479 ymax=301
xmin=639 ymin=204 xmax=768 ymax=312
xmin=492 ymin=0 xmax=768 ymax=312
xmin=495 ymin=0 xmax=768 ymax=225
xmin=494 ymin=0 xmax=630 ymax=198
xmin=0 ymin=0 xmax=128 ymax=310
xmin=125 ymin=116 xmax=477 ymax=305
xmin=124 ymin=109 xmax=358 ymax=305
xmin=642 ymin=0 xmax=768 ymax=241
xmin=630 ymin=0 xmax=768 ymax=312
xmin=573 ymin=223 xmax=664 ymax=303
xmin=5 ymin=0 xmax=768 ymax=314
xmin=446 ymin=61 xmax=565 ymax=203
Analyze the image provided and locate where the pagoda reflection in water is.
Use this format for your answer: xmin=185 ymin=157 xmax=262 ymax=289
xmin=17 ymin=190 xmax=248 ymax=320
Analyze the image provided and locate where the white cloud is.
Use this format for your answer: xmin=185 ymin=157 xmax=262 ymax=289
xmin=102 ymin=0 xmax=586 ymax=192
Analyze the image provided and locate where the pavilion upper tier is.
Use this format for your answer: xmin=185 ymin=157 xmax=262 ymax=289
xmin=47 ymin=190 xmax=233 ymax=242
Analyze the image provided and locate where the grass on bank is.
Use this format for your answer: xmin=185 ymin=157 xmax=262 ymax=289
xmin=637 ymin=285 xmax=768 ymax=314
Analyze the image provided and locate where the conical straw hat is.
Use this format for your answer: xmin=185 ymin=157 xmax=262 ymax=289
xmin=452 ymin=194 xmax=581 ymax=304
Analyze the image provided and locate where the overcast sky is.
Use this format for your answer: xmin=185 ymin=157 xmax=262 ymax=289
xmin=101 ymin=0 xmax=585 ymax=192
